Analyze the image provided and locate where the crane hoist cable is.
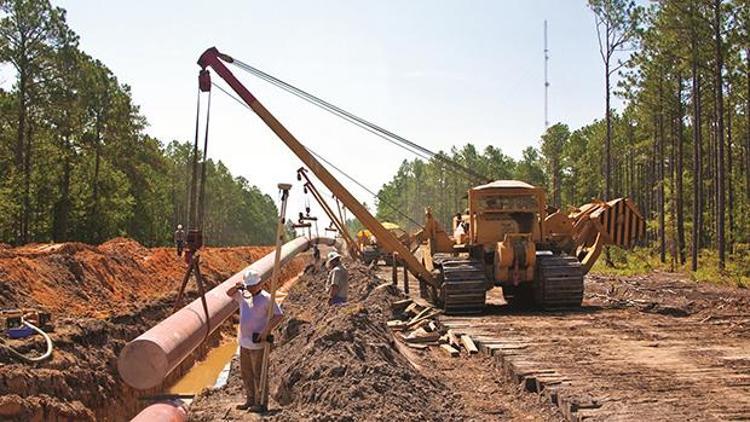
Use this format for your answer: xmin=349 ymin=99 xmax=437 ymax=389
xmin=227 ymin=58 xmax=489 ymax=184
xmin=211 ymin=82 xmax=424 ymax=230
xmin=173 ymin=71 xmax=213 ymax=343
xmin=227 ymin=62 xmax=432 ymax=162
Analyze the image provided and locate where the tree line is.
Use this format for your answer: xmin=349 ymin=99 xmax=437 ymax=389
xmin=376 ymin=0 xmax=750 ymax=273
xmin=0 ymin=0 xmax=279 ymax=247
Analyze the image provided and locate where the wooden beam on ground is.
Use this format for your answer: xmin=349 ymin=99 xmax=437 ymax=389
xmin=460 ymin=334 xmax=479 ymax=354
xmin=407 ymin=309 xmax=442 ymax=329
xmin=447 ymin=329 xmax=461 ymax=349
xmin=440 ymin=344 xmax=459 ymax=357
xmin=390 ymin=299 xmax=412 ymax=313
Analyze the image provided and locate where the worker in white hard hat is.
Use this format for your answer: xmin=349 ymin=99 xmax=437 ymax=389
xmin=326 ymin=251 xmax=349 ymax=305
xmin=225 ymin=268 xmax=283 ymax=412
xmin=174 ymin=224 xmax=185 ymax=257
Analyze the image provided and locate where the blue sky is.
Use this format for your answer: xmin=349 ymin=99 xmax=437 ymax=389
xmin=52 ymin=0 xmax=615 ymax=226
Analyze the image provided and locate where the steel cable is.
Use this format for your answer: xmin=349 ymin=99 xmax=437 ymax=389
xmin=228 ymin=59 xmax=488 ymax=183
xmin=211 ymin=82 xmax=424 ymax=230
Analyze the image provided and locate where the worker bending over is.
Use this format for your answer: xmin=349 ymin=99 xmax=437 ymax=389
xmin=225 ymin=269 xmax=284 ymax=412
xmin=327 ymin=251 xmax=349 ymax=305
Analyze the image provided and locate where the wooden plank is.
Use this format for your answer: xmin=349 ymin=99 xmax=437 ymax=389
xmin=403 ymin=302 xmax=420 ymax=316
xmin=407 ymin=306 xmax=432 ymax=325
xmin=387 ymin=320 xmax=407 ymax=331
xmin=390 ymin=299 xmax=412 ymax=312
xmin=407 ymin=309 xmax=442 ymax=328
xmin=460 ymin=334 xmax=479 ymax=354
xmin=404 ymin=342 xmax=430 ymax=350
xmin=446 ymin=329 xmax=462 ymax=348
xmin=440 ymin=344 xmax=459 ymax=357
xmin=404 ymin=328 xmax=440 ymax=343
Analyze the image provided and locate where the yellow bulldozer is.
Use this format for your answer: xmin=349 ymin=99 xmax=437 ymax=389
xmin=197 ymin=47 xmax=646 ymax=314
xmin=413 ymin=181 xmax=644 ymax=312
xmin=356 ymin=222 xmax=412 ymax=265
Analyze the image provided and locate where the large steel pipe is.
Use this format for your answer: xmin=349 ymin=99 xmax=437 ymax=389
xmin=118 ymin=236 xmax=334 ymax=390
xmin=131 ymin=400 xmax=187 ymax=422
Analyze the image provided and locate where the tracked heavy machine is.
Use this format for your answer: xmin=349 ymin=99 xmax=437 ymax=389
xmin=414 ymin=183 xmax=644 ymax=312
xmin=356 ymin=222 xmax=412 ymax=265
xmin=196 ymin=47 xmax=645 ymax=314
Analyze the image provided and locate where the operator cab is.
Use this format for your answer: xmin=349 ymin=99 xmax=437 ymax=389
xmin=467 ymin=180 xmax=545 ymax=250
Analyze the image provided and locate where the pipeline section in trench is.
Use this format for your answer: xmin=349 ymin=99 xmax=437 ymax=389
xmin=120 ymin=236 xmax=336 ymax=421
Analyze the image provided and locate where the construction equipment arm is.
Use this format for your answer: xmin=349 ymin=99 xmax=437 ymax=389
xmin=198 ymin=47 xmax=437 ymax=289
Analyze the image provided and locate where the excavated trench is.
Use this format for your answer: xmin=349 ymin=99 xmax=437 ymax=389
xmin=0 ymin=238 xmax=303 ymax=421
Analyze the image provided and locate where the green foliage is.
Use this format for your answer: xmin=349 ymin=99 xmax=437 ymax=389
xmin=592 ymin=246 xmax=750 ymax=288
xmin=0 ymin=2 xmax=279 ymax=246
xmin=375 ymin=143 xmax=545 ymax=229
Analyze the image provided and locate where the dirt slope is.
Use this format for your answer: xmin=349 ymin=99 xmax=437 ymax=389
xmin=0 ymin=239 xmax=304 ymax=421
xmin=0 ymin=238 xmax=280 ymax=318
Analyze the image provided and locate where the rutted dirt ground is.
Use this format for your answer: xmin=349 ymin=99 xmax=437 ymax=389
xmin=189 ymin=260 xmax=558 ymax=421
xmin=0 ymin=238 xmax=303 ymax=421
xmin=436 ymin=271 xmax=750 ymax=420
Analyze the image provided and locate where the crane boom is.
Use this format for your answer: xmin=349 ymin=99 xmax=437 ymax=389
xmin=198 ymin=47 xmax=437 ymax=288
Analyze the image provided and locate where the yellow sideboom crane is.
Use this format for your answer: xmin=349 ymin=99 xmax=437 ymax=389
xmin=197 ymin=47 xmax=438 ymax=291
xmin=198 ymin=47 xmax=645 ymax=314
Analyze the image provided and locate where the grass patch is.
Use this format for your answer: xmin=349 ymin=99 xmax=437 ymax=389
xmin=590 ymin=246 xmax=750 ymax=289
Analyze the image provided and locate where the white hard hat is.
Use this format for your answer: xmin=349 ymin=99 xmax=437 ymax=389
xmin=177 ymin=224 xmax=183 ymax=230
xmin=327 ymin=251 xmax=342 ymax=264
xmin=243 ymin=269 xmax=262 ymax=287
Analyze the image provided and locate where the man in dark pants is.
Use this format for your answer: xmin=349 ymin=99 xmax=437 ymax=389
xmin=174 ymin=224 xmax=185 ymax=257
xmin=327 ymin=251 xmax=349 ymax=305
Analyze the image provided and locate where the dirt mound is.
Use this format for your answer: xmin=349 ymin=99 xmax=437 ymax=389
xmin=190 ymin=261 xmax=465 ymax=421
xmin=0 ymin=239 xmax=285 ymax=318
xmin=0 ymin=238 xmax=306 ymax=420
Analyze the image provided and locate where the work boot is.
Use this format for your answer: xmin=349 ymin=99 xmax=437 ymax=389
xmin=235 ymin=401 xmax=253 ymax=410
xmin=249 ymin=404 xmax=268 ymax=413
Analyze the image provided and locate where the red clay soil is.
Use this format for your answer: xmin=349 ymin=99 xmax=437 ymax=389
xmin=0 ymin=238 xmax=304 ymax=421
xmin=0 ymin=237 xmax=293 ymax=318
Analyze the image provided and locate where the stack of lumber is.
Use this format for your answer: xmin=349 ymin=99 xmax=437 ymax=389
xmin=388 ymin=299 xmax=479 ymax=357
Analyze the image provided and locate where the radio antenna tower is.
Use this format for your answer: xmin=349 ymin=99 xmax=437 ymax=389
xmin=544 ymin=20 xmax=549 ymax=128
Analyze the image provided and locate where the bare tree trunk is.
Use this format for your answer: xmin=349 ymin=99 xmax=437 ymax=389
xmin=91 ymin=117 xmax=102 ymax=243
xmin=676 ymin=74 xmax=686 ymax=265
xmin=605 ymin=60 xmax=612 ymax=201
xmin=15 ymin=70 xmax=27 ymax=245
xmin=22 ymin=120 xmax=32 ymax=243
xmin=670 ymin=103 xmax=677 ymax=271
xmin=692 ymin=59 xmax=702 ymax=271
xmin=713 ymin=0 xmax=725 ymax=270
xmin=658 ymin=77 xmax=666 ymax=264
xmin=727 ymin=96 xmax=734 ymax=253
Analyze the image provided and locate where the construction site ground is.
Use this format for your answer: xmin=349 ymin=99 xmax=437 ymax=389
xmin=2 ymin=241 xmax=750 ymax=421
xmin=0 ymin=239 xmax=303 ymax=420
xmin=387 ymin=265 xmax=750 ymax=421
xmin=189 ymin=259 xmax=558 ymax=421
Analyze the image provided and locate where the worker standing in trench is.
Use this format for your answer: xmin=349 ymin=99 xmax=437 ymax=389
xmin=327 ymin=251 xmax=349 ymax=305
xmin=225 ymin=269 xmax=284 ymax=412
xmin=174 ymin=224 xmax=185 ymax=256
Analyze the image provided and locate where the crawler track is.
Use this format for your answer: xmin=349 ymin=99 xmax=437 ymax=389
xmin=534 ymin=254 xmax=583 ymax=309
xmin=434 ymin=255 xmax=488 ymax=314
